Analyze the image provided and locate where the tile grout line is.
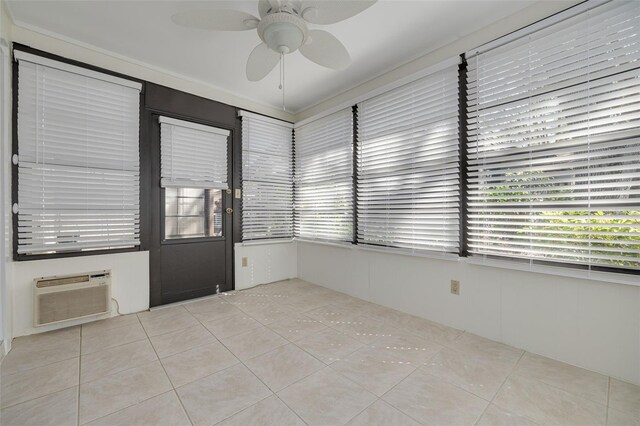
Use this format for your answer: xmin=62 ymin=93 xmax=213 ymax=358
xmin=482 ymin=350 xmax=529 ymax=422
xmin=492 ymin=349 xmax=526 ymax=402
xmin=186 ymin=288 xmax=331 ymax=412
xmin=0 ymin=383 xmax=80 ymax=412
xmin=0 ymin=331 xmax=82 ymax=411
xmin=272 ymin=393 xmax=310 ymax=426
xmin=379 ymin=386 xmax=426 ymax=424
xmin=605 ymin=376 xmax=611 ymax=425
xmin=212 ymin=286 xmax=372 ymax=425
xmin=84 ymin=390 xmax=185 ymax=426
xmin=81 ymin=318 xmax=150 ymax=358
xmin=77 ymin=315 xmax=151 ymax=388
xmin=0 ymin=340 xmax=82 ymax=379
xmin=209 ymin=326 xmax=282 ymax=425
xmin=137 ymin=314 xmax=195 ymax=426
xmin=508 ymin=351 xmax=611 ymax=409
xmin=374 ymin=351 xmax=445 ymax=425
xmin=490 ymin=350 xmax=605 ymax=425
xmin=340 ymin=397 xmax=380 ymax=426
xmin=77 ymin=324 xmax=82 ymax=426
xmin=209 ymin=393 xmax=280 ymax=426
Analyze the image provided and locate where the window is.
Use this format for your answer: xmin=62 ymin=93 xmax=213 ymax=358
xmin=465 ymin=1 xmax=640 ymax=272
xmin=164 ymin=188 xmax=222 ymax=239
xmin=159 ymin=116 xmax=229 ymax=189
xmin=15 ymin=51 xmax=142 ymax=256
xmin=356 ymin=63 xmax=461 ymax=254
xmin=294 ymin=108 xmax=353 ymax=242
xmin=240 ymin=111 xmax=294 ymax=241
xmin=159 ymin=116 xmax=229 ymax=240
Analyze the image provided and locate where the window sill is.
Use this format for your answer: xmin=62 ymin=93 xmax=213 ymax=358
xmin=463 ymin=257 xmax=640 ymax=287
xmin=14 ymin=246 xmax=142 ymax=262
xmin=237 ymin=239 xmax=295 ymax=247
xmin=295 ymin=238 xmax=461 ymax=263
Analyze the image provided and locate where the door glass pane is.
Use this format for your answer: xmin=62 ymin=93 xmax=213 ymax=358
xmin=210 ymin=191 xmax=223 ymax=236
xmin=165 ymin=188 xmax=222 ymax=239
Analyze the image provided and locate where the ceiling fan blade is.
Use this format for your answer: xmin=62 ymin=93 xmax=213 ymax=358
xmin=258 ymin=0 xmax=283 ymax=18
xmin=258 ymin=0 xmax=271 ymax=18
xmin=172 ymin=9 xmax=260 ymax=31
xmin=300 ymin=0 xmax=376 ymax=25
xmin=300 ymin=30 xmax=350 ymax=70
xmin=246 ymin=43 xmax=281 ymax=81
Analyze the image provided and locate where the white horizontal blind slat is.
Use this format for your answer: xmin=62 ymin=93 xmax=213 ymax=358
xmin=17 ymin=60 xmax=141 ymax=255
xmin=159 ymin=118 xmax=229 ymax=189
xmin=357 ymin=65 xmax=461 ymax=253
xmin=466 ymin=1 xmax=640 ymax=271
xmin=294 ymin=108 xmax=353 ymax=242
xmin=241 ymin=113 xmax=293 ymax=240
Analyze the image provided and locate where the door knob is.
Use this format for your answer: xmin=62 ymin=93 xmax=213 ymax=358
xmin=226 ymin=208 xmax=233 ymax=214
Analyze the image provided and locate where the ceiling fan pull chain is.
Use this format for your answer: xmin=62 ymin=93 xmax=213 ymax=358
xmin=281 ymin=52 xmax=286 ymax=111
xmin=279 ymin=53 xmax=283 ymax=90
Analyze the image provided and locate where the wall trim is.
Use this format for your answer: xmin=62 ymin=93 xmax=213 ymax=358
xmin=294 ymin=56 xmax=460 ymax=128
xmin=298 ymin=240 xmax=640 ymax=288
xmin=294 ymin=1 xmax=582 ymax=122
xmin=8 ymin=21 xmax=295 ymax=122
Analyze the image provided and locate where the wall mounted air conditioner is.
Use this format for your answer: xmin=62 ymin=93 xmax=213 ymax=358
xmin=33 ymin=270 xmax=111 ymax=327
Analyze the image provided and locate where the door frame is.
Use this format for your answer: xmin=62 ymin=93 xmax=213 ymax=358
xmin=144 ymin=83 xmax=241 ymax=307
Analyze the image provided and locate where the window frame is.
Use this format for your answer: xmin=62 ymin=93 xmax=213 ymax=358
xmin=293 ymin=108 xmax=354 ymax=244
xmin=352 ymin=64 xmax=466 ymax=258
xmin=11 ymin=44 xmax=146 ymax=261
xmin=239 ymin=110 xmax=295 ymax=242
xmin=461 ymin=1 xmax=640 ymax=277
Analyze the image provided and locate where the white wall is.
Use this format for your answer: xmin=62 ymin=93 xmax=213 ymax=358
xmin=298 ymin=241 xmax=640 ymax=386
xmin=12 ymin=251 xmax=149 ymax=337
xmin=235 ymin=242 xmax=297 ymax=290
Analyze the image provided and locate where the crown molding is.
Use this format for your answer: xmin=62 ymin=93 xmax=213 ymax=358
xmin=9 ymin=20 xmax=295 ymax=122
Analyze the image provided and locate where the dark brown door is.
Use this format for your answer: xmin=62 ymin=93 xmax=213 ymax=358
xmin=145 ymin=83 xmax=240 ymax=307
xmin=149 ymin=114 xmax=234 ymax=305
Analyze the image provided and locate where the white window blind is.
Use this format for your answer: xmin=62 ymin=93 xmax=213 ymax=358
xmin=466 ymin=1 xmax=640 ymax=271
xmin=356 ymin=65 xmax=460 ymax=253
xmin=16 ymin=55 xmax=141 ymax=255
xmin=294 ymin=109 xmax=353 ymax=242
xmin=159 ymin=116 xmax=229 ymax=189
xmin=240 ymin=111 xmax=294 ymax=240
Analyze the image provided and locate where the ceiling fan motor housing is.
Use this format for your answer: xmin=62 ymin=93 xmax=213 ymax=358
xmin=258 ymin=12 xmax=309 ymax=54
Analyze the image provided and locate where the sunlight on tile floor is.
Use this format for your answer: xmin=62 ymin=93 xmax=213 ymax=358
xmin=1 ymin=279 xmax=639 ymax=425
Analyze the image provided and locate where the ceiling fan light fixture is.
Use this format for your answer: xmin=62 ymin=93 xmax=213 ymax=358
xmin=258 ymin=12 xmax=308 ymax=54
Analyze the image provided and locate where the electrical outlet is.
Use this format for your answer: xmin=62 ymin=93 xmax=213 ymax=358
xmin=242 ymin=257 xmax=248 ymax=267
xmin=450 ymin=279 xmax=460 ymax=295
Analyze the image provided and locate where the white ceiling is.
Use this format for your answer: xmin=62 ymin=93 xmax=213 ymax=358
xmin=7 ymin=0 xmax=536 ymax=114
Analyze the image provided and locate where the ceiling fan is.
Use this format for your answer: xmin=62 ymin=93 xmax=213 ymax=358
xmin=171 ymin=0 xmax=377 ymax=82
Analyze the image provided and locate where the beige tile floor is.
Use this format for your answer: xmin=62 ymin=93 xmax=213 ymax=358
xmin=1 ymin=279 xmax=639 ymax=426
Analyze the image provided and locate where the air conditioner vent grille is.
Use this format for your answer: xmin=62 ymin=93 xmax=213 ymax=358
xmin=36 ymin=275 xmax=90 ymax=288
xmin=37 ymin=286 xmax=109 ymax=325
xmin=33 ymin=270 xmax=111 ymax=326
